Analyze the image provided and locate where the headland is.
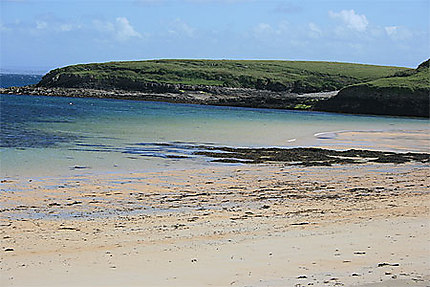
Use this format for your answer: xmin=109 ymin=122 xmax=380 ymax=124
xmin=1 ymin=59 xmax=428 ymax=117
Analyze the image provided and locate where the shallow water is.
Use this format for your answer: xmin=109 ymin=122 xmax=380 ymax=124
xmin=1 ymin=94 xmax=429 ymax=177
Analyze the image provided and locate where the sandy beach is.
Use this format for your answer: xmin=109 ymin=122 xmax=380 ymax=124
xmin=2 ymin=0 xmax=429 ymax=285
xmin=1 ymin=160 xmax=429 ymax=286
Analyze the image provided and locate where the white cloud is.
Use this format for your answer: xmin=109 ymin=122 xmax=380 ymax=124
xmin=254 ymin=23 xmax=272 ymax=35
xmin=384 ymin=25 xmax=413 ymax=41
xmin=93 ymin=17 xmax=142 ymax=41
xmin=253 ymin=22 xmax=291 ymax=38
xmin=33 ymin=16 xmax=82 ymax=33
xmin=115 ymin=17 xmax=142 ymax=41
xmin=0 ymin=23 xmax=10 ymax=32
xmin=93 ymin=19 xmax=114 ymax=33
xmin=329 ymin=9 xmax=368 ymax=32
xmin=168 ymin=19 xmax=195 ymax=37
xmin=60 ymin=24 xmax=74 ymax=32
xmin=385 ymin=26 xmax=398 ymax=36
xmin=36 ymin=20 xmax=47 ymax=30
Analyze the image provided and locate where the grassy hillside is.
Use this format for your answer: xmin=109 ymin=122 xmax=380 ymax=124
xmin=318 ymin=59 xmax=429 ymax=117
xmin=353 ymin=59 xmax=429 ymax=91
xmin=38 ymin=59 xmax=408 ymax=93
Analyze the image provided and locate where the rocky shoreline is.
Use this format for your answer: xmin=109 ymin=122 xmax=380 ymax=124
xmin=0 ymin=85 xmax=336 ymax=111
xmin=2 ymin=81 xmax=428 ymax=117
xmin=318 ymin=84 xmax=430 ymax=118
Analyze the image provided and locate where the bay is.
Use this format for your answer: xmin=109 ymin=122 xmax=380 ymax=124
xmin=1 ymin=93 xmax=428 ymax=177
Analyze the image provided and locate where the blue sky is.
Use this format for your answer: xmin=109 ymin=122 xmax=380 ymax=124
xmin=1 ymin=0 xmax=429 ymax=73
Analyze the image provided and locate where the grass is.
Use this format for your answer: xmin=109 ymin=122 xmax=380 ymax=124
xmin=317 ymin=59 xmax=429 ymax=117
xmin=346 ymin=59 xmax=429 ymax=91
xmin=43 ymin=59 xmax=409 ymax=92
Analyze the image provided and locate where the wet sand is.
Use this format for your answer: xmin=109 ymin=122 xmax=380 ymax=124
xmin=1 ymin=161 xmax=429 ymax=286
xmin=315 ymin=129 xmax=430 ymax=153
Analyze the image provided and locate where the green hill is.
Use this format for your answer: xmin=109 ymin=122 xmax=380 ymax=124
xmin=7 ymin=59 xmax=427 ymax=117
xmin=37 ymin=59 xmax=408 ymax=93
xmin=318 ymin=59 xmax=430 ymax=117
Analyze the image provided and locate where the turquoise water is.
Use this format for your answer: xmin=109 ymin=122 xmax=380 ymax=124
xmin=1 ymin=93 xmax=429 ymax=177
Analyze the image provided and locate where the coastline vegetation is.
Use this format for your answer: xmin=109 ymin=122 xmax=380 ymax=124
xmin=39 ymin=59 xmax=409 ymax=92
xmin=4 ymin=58 xmax=427 ymax=117
xmin=350 ymin=59 xmax=429 ymax=91
xmin=318 ymin=59 xmax=430 ymax=117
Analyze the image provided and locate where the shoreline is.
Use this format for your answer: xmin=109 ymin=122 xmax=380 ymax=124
xmin=2 ymin=86 xmax=429 ymax=119
xmin=1 ymin=141 xmax=429 ymax=179
xmin=0 ymin=85 xmax=340 ymax=112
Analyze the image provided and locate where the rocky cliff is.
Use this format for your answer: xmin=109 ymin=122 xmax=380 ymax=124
xmin=317 ymin=59 xmax=429 ymax=117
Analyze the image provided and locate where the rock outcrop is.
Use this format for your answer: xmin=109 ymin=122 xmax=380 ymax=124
xmin=317 ymin=59 xmax=430 ymax=118
xmin=0 ymin=85 xmax=336 ymax=110
xmin=318 ymin=85 xmax=429 ymax=117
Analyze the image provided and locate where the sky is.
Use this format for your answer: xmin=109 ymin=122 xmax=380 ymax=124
xmin=1 ymin=0 xmax=429 ymax=73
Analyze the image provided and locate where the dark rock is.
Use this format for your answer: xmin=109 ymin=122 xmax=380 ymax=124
xmin=58 ymin=226 xmax=80 ymax=231
xmin=0 ymin=85 xmax=335 ymax=112
xmin=66 ymin=201 xmax=82 ymax=206
xmin=48 ymin=202 xmax=61 ymax=207
xmin=316 ymin=59 xmax=430 ymax=118
xmin=377 ymin=262 xmax=400 ymax=267
xmin=318 ymin=85 xmax=429 ymax=117
xmin=291 ymin=222 xmax=310 ymax=226
xmin=70 ymin=165 xmax=90 ymax=170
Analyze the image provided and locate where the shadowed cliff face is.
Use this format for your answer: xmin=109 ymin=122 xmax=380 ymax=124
xmin=317 ymin=59 xmax=430 ymax=118
xmin=417 ymin=59 xmax=430 ymax=71
xmin=37 ymin=72 xmax=180 ymax=93
xmin=35 ymin=72 xmax=321 ymax=94
xmin=318 ymin=85 xmax=429 ymax=117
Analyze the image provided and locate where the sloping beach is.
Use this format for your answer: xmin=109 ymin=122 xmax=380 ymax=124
xmin=1 ymin=150 xmax=429 ymax=286
xmin=2 ymin=0 xmax=429 ymax=285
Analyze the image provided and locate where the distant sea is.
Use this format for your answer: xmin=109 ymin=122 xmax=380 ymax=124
xmin=0 ymin=73 xmax=42 ymax=88
xmin=1 ymin=74 xmax=429 ymax=178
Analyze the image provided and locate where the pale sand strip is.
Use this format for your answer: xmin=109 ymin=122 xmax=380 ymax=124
xmin=1 ymin=163 xmax=429 ymax=286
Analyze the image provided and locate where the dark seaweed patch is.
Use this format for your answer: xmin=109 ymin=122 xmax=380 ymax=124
xmin=195 ymin=146 xmax=430 ymax=166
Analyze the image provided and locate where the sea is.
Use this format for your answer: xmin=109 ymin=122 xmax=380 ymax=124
xmin=1 ymin=74 xmax=429 ymax=178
